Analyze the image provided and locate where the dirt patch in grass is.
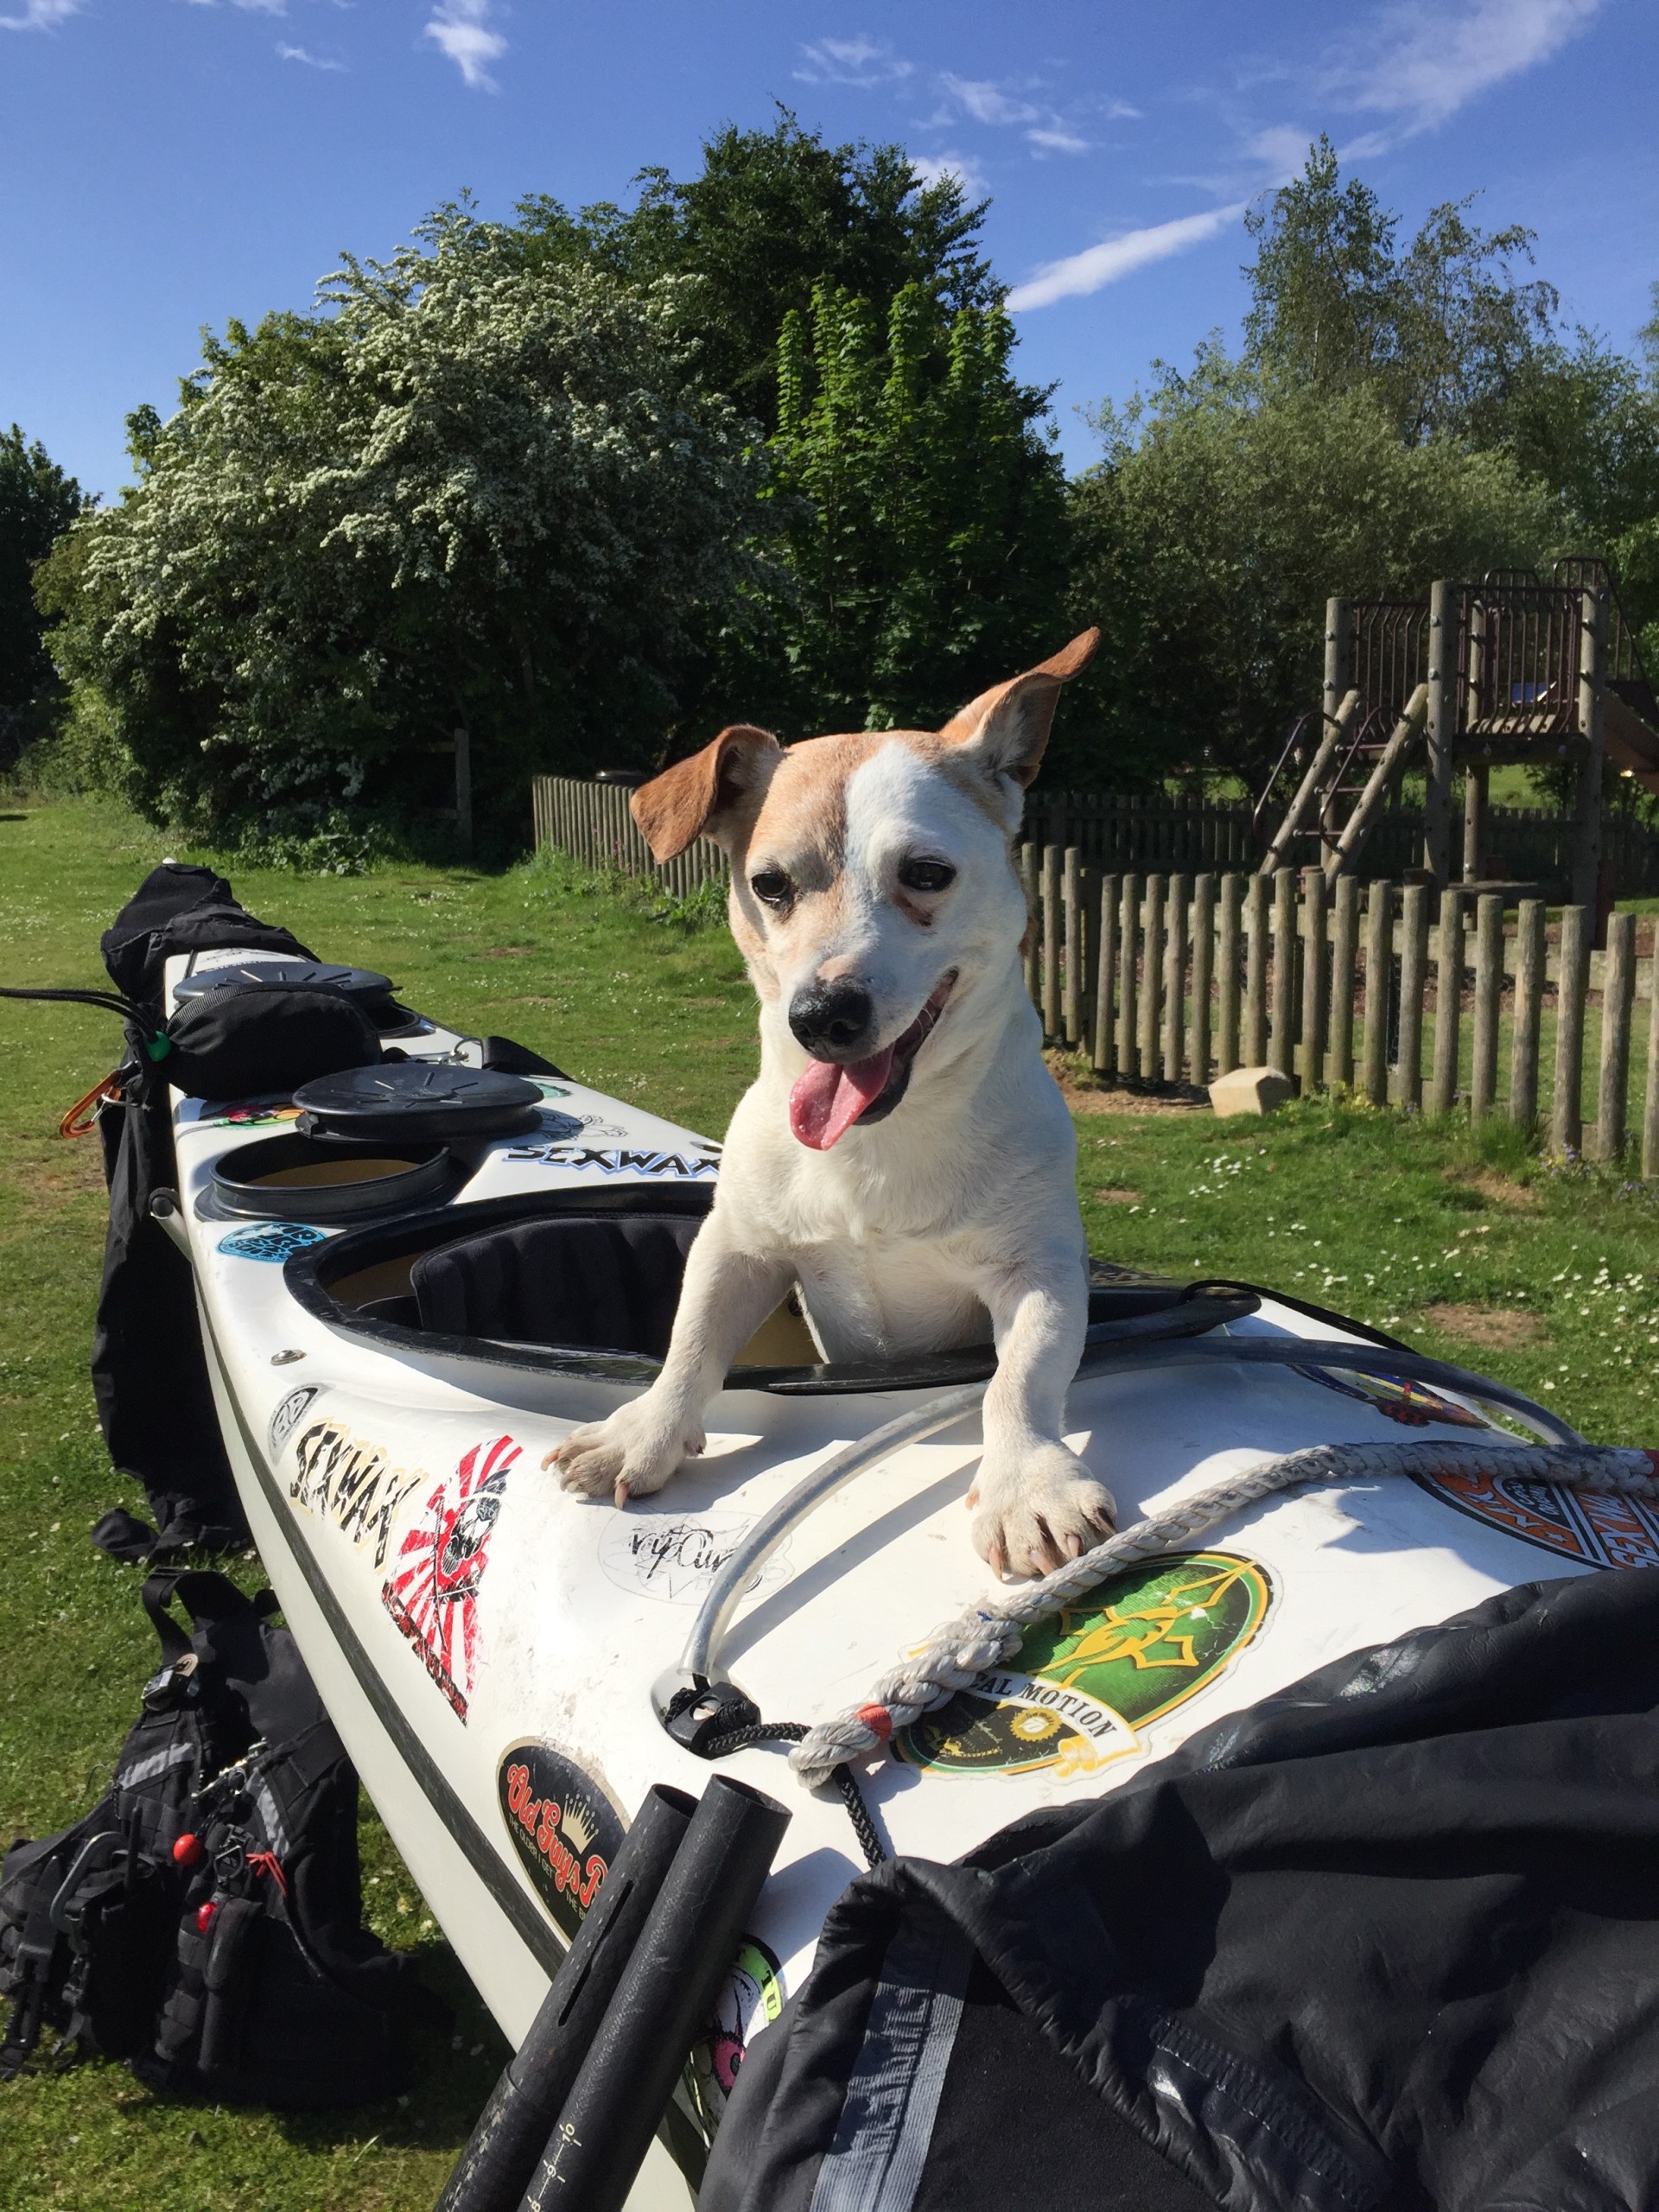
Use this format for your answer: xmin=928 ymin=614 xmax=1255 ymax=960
xmin=1448 ymin=1166 xmax=1538 ymax=1209
xmin=1051 ymin=1066 xmax=1207 ymax=1117
xmin=1423 ymin=1301 xmax=1547 ymax=1350
xmin=1093 ymin=1187 xmax=1144 ymax=1204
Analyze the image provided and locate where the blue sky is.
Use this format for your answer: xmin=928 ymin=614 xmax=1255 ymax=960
xmin=3 ymin=0 xmax=1656 ymax=501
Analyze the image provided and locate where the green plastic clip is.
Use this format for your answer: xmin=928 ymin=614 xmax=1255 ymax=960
xmin=143 ymin=1034 xmax=173 ymax=1062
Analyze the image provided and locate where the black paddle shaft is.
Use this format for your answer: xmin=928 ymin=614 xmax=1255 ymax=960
xmin=435 ymin=1784 xmax=696 ymax=2212
xmin=518 ymin=1775 xmax=791 ymax=2212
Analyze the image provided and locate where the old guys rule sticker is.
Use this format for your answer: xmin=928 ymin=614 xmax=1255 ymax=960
xmin=497 ymin=1743 xmax=625 ymax=1937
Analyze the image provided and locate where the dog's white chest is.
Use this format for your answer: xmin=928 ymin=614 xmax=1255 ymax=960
xmin=795 ymin=1236 xmax=990 ymax=1362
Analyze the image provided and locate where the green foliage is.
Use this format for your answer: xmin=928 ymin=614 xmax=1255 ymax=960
xmin=514 ymin=110 xmax=997 ymax=435
xmin=0 ymin=424 xmax=84 ymax=764
xmin=1243 ymin=138 xmax=1558 ymax=448
xmin=753 ymin=282 xmax=1069 ymax=734
xmin=38 ymin=207 xmax=766 ymax=849
xmin=1068 ymin=353 xmax=1561 ymax=785
xmin=1070 ymin=138 xmax=1659 ymax=789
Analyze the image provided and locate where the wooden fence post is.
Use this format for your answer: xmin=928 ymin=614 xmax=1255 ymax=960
xmin=1597 ymin=910 xmax=1636 ymax=1160
xmin=1191 ymin=874 xmax=1215 ymax=1090
xmin=1429 ymin=888 xmax=1466 ymax=1116
xmin=1164 ymin=874 xmax=1190 ymax=1084
xmin=1644 ymin=937 xmax=1659 ymax=1179
xmin=1362 ymin=882 xmax=1392 ymax=1106
xmin=1244 ymin=874 xmax=1269 ymax=1066
xmin=1268 ymin=869 xmax=1296 ymax=1078
xmin=1093 ymin=874 xmax=1118 ymax=1077
xmin=1572 ymin=588 xmax=1607 ymax=919
xmin=1398 ymin=884 xmax=1429 ymax=1109
xmin=1021 ymin=843 xmax=1039 ymax=1007
xmin=1217 ymin=874 xmax=1242 ymax=1076
xmin=1301 ymin=870 xmax=1328 ymax=1092
xmin=1423 ymin=579 xmax=1456 ymax=885
xmin=1063 ymin=847 xmax=1083 ymax=1046
xmin=1552 ymin=904 xmax=1590 ymax=1154
xmin=1510 ymin=900 xmax=1545 ymax=1135
xmin=1042 ymin=844 xmax=1062 ymax=1039
xmin=1328 ymin=874 xmax=1359 ymax=1090
xmin=1470 ymin=893 xmax=1503 ymax=1120
xmin=1081 ymin=863 xmax=1101 ymax=1059
xmin=1117 ymin=874 xmax=1140 ymax=1077
xmin=1140 ymin=875 xmax=1166 ymax=1081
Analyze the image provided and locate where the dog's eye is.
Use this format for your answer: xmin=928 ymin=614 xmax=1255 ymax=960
xmin=897 ymin=859 xmax=957 ymax=894
xmin=749 ymin=868 xmax=793 ymax=909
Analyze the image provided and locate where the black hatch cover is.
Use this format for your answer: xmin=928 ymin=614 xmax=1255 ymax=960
xmin=292 ymin=1061 xmax=543 ymax=1141
xmin=175 ymin=957 xmax=396 ymax=1005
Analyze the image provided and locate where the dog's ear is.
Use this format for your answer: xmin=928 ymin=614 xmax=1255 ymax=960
xmin=938 ymin=630 xmax=1099 ymax=790
xmin=631 ymin=725 xmax=781 ymax=863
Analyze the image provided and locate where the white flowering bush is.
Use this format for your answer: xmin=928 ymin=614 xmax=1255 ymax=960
xmin=39 ymin=207 xmax=766 ymax=845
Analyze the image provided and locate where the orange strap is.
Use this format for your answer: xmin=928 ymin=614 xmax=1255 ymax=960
xmin=60 ymin=1071 xmax=124 ymax=1140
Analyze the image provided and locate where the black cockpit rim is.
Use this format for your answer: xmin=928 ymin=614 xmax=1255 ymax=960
xmin=283 ymin=1183 xmax=1262 ymax=1396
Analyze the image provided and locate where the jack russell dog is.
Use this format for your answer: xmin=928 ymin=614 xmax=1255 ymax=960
xmin=546 ymin=631 xmax=1115 ymax=1578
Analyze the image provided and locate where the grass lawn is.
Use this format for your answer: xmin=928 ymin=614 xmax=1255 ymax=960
xmin=3 ymin=796 xmax=1658 ymax=2209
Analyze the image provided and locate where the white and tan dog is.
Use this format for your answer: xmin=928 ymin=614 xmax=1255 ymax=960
xmin=547 ymin=632 xmax=1115 ymax=1577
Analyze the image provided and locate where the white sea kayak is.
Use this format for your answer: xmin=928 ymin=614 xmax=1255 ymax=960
xmin=159 ymin=946 xmax=1657 ymax=2206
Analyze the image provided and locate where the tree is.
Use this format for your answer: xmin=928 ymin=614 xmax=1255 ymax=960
xmin=749 ymin=280 xmax=1069 ymax=736
xmin=39 ymin=208 xmax=765 ymax=847
xmin=1065 ymin=352 xmax=1563 ymax=788
xmin=0 ymin=425 xmax=83 ymax=763
xmin=1062 ymin=140 xmax=1659 ymax=789
xmin=1243 ymin=137 xmax=1558 ymax=448
xmin=514 ymin=111 xmax=998 ymax=434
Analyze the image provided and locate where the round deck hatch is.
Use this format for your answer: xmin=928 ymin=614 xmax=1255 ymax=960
xmin=175 ymin=957 xmax=396 ymax=1006
xmin=292 ymin=1062 xmax=543 ymax=1142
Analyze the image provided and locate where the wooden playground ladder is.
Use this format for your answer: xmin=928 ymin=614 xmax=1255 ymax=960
xmin=1255 ymin=566 xmax=1659 ymax=906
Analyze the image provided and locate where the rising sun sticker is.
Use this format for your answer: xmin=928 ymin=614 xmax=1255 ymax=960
xmin=381 ymin=1433 xmax=519 ymax=1720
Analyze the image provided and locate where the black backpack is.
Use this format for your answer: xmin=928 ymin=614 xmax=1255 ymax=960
xmin=0 ymin=1571 xmax=436 ymax=2106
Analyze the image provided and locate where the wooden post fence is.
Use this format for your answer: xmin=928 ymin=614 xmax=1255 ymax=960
xmin=525 ymin=779 xmax=1659 ymax=1177
xmin=1014 ymin=849 xmax=1656 ymax=1173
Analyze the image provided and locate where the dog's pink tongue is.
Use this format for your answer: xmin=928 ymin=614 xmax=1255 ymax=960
xmin=789 ymin=1047 xmax=896 ymax=1150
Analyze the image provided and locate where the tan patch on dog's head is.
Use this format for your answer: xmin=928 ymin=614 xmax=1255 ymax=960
xmin=654 ymin=634 xmax=1098 ymax=1008
xmin=743 ymin=730 xmax=887 ymax=874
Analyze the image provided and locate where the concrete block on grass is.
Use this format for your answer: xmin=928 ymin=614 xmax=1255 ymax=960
xmin=1210 ymin=1065 xmax=1294 ymax=1118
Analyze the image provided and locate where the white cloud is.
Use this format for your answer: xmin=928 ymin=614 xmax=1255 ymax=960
xmin=1244 ymin=123 xmax=1317 ymax=175
xmin=0 ymin=0 xmax=80 ymax=24
xmin=1338 ymin=0 xmax=1601 ymax=137
xmin=1027 ymin=125 xmax=1090 ymax=156
xmin=909 ymin=149 xmax=989 ymax=199
xmin=1007 ymin=202 xmax=1247 ymax=311
xmin=794 ymin=35 xmax=911 ymax=86
xmin=942 ymin=73 xmax=1039 ymax=126
xmin=278 ymin=40 xmax=344 ymax=68
xmin=424 ymin=0 xmax=505 ymax=90
xmin=1103 ymin=98 xmax=1142 ymax=121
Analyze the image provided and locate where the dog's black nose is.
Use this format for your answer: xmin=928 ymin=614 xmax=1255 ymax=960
xmin=789 ymin=980 xmax=874 ymax=1059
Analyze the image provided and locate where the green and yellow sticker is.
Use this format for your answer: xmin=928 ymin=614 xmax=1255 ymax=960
xmin=894 ymin=1552 xmax=1273 ymax=1779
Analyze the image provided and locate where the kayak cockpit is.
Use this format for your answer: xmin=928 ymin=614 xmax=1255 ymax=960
xmin=278 ymin=1183 xmax=1258 ymax=1392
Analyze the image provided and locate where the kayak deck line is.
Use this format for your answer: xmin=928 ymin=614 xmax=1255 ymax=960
xmin=789 ymin=1436 xmax=1659 ymax=1788
xmin=665 ymin=1328 xmax=1583 ymax=1715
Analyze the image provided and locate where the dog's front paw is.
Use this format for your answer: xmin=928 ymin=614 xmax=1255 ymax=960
xmin=543 ymin=1398 xmax=705 ymax=1507
xmin=969 ymin=1442 xmax=1117 ymax=1580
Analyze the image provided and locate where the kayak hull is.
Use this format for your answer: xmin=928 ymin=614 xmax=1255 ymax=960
xmin=165 ymin=950 xmax=1652 ymax=2193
